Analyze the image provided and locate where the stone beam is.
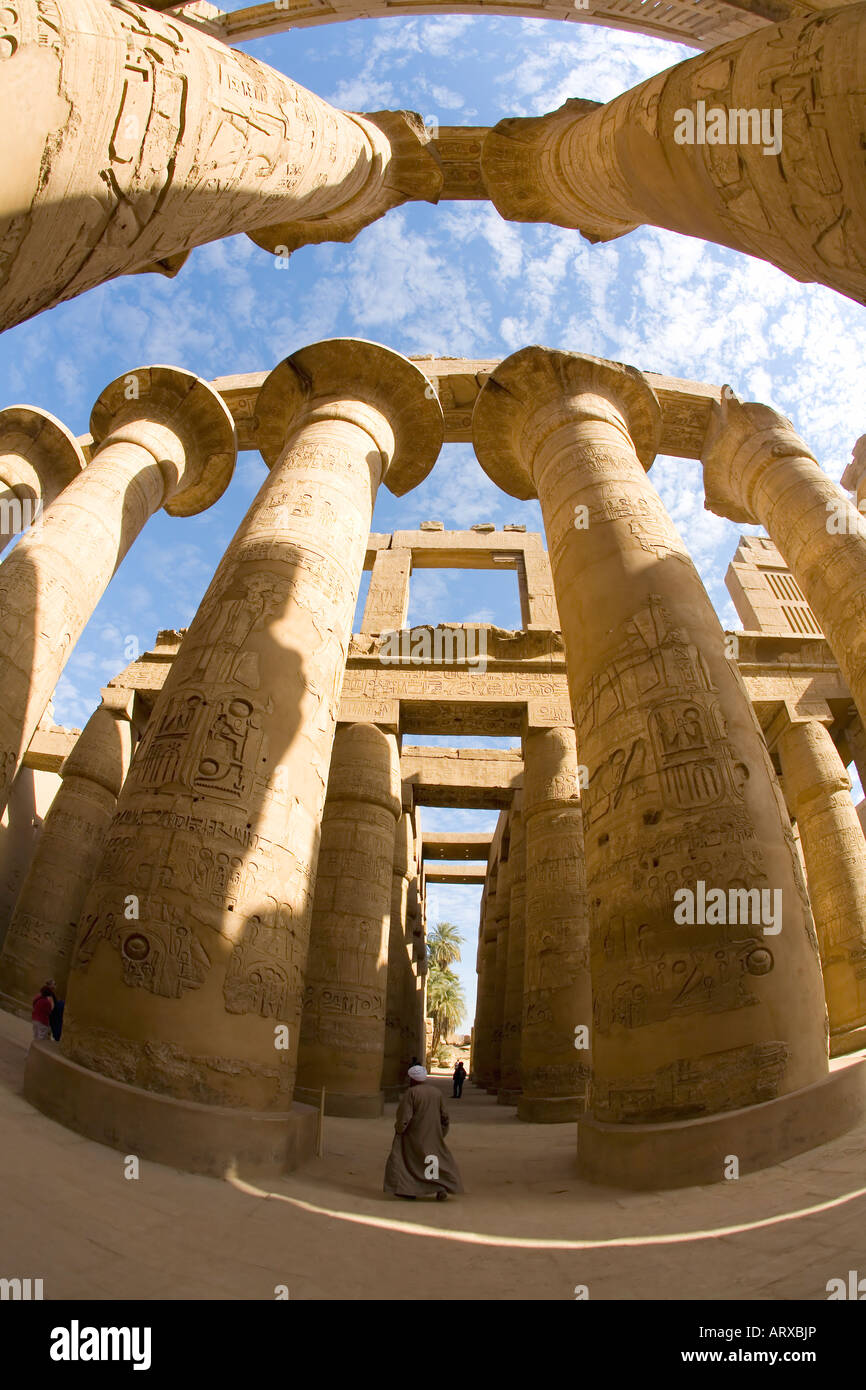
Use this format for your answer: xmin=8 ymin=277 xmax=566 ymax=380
xmin=402 ymin=746 xmax=522 ymax=808
xmin=426 ymin=864 xmax=487 ymax=885
xmin=421 ymin=831 xmax=495 ymax=861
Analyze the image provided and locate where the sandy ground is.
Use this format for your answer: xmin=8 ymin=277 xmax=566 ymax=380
xmin=2 ymin=1006 xmax=866 ymax=1301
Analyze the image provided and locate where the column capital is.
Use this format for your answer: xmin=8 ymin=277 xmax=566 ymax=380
xmin=253 ymin=338 xmax=444 ymax=496
xmin=840 ymin=434 xmax=866 ymax=497
xmin=0 ymin=405 xmax=85 ymax=494
xmin=325 ymin=722 xmax=402 ymax=821
xmin=472 ymin=347 xmax=661 ymax=499
xmin=702 ymin=394 xmax=815 ymax=525
xmin=90 ymin=366 xmax=237 ymax=517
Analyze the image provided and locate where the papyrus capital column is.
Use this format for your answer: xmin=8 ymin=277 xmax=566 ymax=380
xmin=382 ymin=808 xmax=416 ymax=1097
xmin=0 ymin=366 xmax=236 ymax=815
xmin=296 ymin=722 xmax=401 ymax=1116
xmin=498 ymin=796 xmax=526 ymax=1105
xmin=480 ymin=7 xmax=866 ymax=304
xmin=0 ymin=0 xmax=442 ymax=328
xmin=0 ymin=692 xmax=134 ymax=1009
xmin=0 ymin=406 xmax=85 ymax=554
xmin=777 ymin=716 xmax=866 ymax=1057
xmin=473 ymin=875 xmax=499 ymax=1088
xmin=475 ymin=347 xmax=830 ymax=1185
xmin=703 ymin=396 xmax=866 ymax=736
xmin=25 ymin=341 xmax=442 ymax=1176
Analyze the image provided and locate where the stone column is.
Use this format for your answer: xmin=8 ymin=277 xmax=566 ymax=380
xmin=0 ymin=0 xmax=441 ymax=329
xmin=519 ymin=723 xmax=591 ymax=1123
xmin=361 ymin=549 xmax=412 ymax=635
xmin=703 ymin=397 xmax=866 ymax=738
xmin=0 ymin=366 xmax=236 ymax=816
xmin=382 ymin=808 xmax=415 ymax=1098
xmin=777 ymin=717 xmax=866 ymax=1056
xmin=24 ymin=341 xmax=442 ymax=1177
xmin=480 ymin=6 xmax=866 ymax=305
xmin=295 ymin=723 xmax=401 ymax=1116
xmin=841 ymin=436 xmax=866 ymax=516
xmin=0 ymin=407 xmax=85 ymax=555
xmin=488 ymin=842 xmax=512 ymax=1093
xmin=472 ymin=873 xmax=498 ymax=1088
xmin=0 ymin=693 xmax=134 ymax=1010
xmin=498 ymin=797 xmax=526 ymax=1105
xmin=475 ymin=348 xmax=830 ymax=1186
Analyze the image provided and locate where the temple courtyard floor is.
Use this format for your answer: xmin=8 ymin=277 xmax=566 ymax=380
xmin=2 ymin=1008 xmax=866 ymax=1302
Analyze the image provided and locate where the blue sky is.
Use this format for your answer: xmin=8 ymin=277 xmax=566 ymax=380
xmin=3 ymin=14 xmax=865 ymax=1022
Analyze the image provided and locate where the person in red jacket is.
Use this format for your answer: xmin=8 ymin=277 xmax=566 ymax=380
xmin=31 ymin=984 xmax=53 ymax=1041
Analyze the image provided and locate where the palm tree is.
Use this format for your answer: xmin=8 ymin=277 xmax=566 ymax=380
xmin=427 ymin=920 xmax=463 ymax=972
xmin=427 ymin=971 xmax=466 ymax=1055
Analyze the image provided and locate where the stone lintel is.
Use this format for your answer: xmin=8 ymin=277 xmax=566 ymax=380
xmin=336 ymin=699 xmax=400 ymax=731
xmin=425 ymin=864 xmax=487 ymax=884
xmin=22 ymin=726 xmax=79 ymax=773
xmin=422 ymin=831 xmax=495 ymax=860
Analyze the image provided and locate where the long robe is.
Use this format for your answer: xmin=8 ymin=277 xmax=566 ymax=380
xmin=383 ymin=1082 xmax=464 ymax=1197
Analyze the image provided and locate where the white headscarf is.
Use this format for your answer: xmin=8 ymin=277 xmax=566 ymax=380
xmin=408 ymin=1064 xmax=428 ymax=1082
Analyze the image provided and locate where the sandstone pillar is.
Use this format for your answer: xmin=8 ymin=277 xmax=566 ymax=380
xmin=498 ymin=797 xmax=526 ymax=1105
xmin=0 ymin=693 xmax=134 ymax=1010
xmin=519 ymin=723 xmax=591 ymax=1123
xmin=382 ymin=809 xmax=416 ymax=1098
xmin=841 ymin=436 xmax=866 ymax=516
xmin=0 ymin=407 xmax=85 ymax=555
xmin=474 ymin=348 xmax=831 ymax=1187
xmin=0 ymin=0 xmax=441 ymax=329
xmin=703 ymin=397 xmax=866 ymax=738
xmin=24 ymin=340 xmax=442 ymax=1177
xmin=488 ymin=843 xmax=512 ymax=1093
xmin=472 ymin=875 xmax=498 ymax=1087
xmin=361 ymin=549 xmax=412 ymax=634
xmin=777 ymin=717 xmax=866 ymax=1056
xmin=296 ymin=723 xmax=401 ymax=1116
xmin=0 ymin=366 xmax=237 ymax=817
xmin=480 ymin=6 xmax=866 ymax=305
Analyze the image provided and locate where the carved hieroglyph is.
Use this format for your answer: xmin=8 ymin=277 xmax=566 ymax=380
xmin=778 ymin=718 xmax=866 ymax=1055
xmin=480 ymin=7 xmax=866 ymax=305
xmin=519 ymin=724 xmax=591 ymax=1122
xmin=0 ymin=406 xmax=85 ymax=555
xmin=0 ymin=696 xmax=133 ymax=1006
xmin=295 ymin=723 xmax=401 ymax=1115
xmin=704 ymin=398 xmax=866 ymax=740
xmin=0 ymin=366 xmax=236 ymax=818
xmin=474 ymin=348 xmax=828 ymax=1127
xmin=57 ymin=340 xmax=442 ymax=1115
xmin=0 ymin=0 xmax=441 ymax=329
xmin=498 ymin=796 xmax=526 ymax=1105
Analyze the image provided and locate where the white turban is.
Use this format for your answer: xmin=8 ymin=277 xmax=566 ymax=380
xmin=408 ymin=1065 xmax=428 ymax=1082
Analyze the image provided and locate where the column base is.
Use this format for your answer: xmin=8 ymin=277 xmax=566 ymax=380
xmin=577 ymin=1061 xmax=866 ymax=1190
xmin=293 ymin=1086 xmax=383 ymax=1118
xmin=23 ymin=1042 xmax=318 ymax=1179
xmin=497 ymin=1088 xmax=521 ymax=1106
xmin=830 ymin=1025 xmax=866 ymax=1058
xmin=517 ymin=1094 xmax=586 ymax=1123
xmin=0 ymin=991 xmax=32 ymax=1021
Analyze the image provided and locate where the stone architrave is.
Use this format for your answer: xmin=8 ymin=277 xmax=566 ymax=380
xmin=703 ymin=398 xmax=866 ymax=738
xmin=382 ymin=809 xmax=416 ymax=1097
xmin=488 ymin=842 xmax=512 ymax=1093
xmin=0 ymin=0 xmax=442 ymax=330
xmin=0 ymin=367 xmax=237 ymax=817
xmin=472 ymin=874 xmax=499 ymax=1088
xmin=295 ymin=723 xmax=401 ymax=1117
xmin=498 ymin=797 xmax=526 ymax=1105
xmin=361 ymin=549 xmax=412 ymax=634
xmin=777 ymin=717 xmax=866 ymax=1056
xmin=0 ymin=693 xmax=134 ymax=1009
xmin=474 ymin=348 xmax=829 ymax=1170
xmin=519 ymin=724 xmax=591 ymax=1123
xmin=0 ymin=407 xmax=85 ymax=555
xmin=26 ymin=341 xmax=442 ymax=1175
xmin=480 ymin=7 xmax=866 ymax=305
